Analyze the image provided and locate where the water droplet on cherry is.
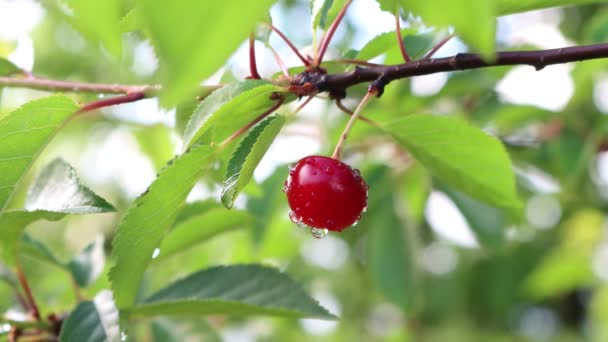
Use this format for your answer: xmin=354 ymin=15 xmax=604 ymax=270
xmin=311 ymin=227 xmax=328 ymax=239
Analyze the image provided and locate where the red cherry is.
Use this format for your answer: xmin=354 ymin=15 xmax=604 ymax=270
xmin=284 ymin=155 xmax=368 ymax=233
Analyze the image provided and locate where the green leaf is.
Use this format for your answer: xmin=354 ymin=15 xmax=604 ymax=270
xmin=366 ymin=166 xmax=415 ymax=312
xmin=156 ymin=207 xmax=253 ymax=261
xmin=64 ymin=0 xmax=122 ymax=56
xmin=380 ymin=0 xmax=495 ymax=56
xmin=59 ymin=291 xmax=119 ymax=342
xmin=222 ymin=115 xmax=286 ymax=208
xmin=183 ymin=80 xmax=284 ymax=148
xmin=137 ymin=0 xmax=276 ymax=106
xmin=26 ymin=159 xmax=115 ymax=214
xmin=383 ymin=114 xmax=520 ymax=209
xmin=1 ymin=159 xmax=114 ymax=265
xmin=0 ymin=210 xmax=65 ymax=265
xmin=356 ymin=30 xmax=434 ymax=62
xmin=109 ymin=145 xmax=216 ymax=310
xmin=311 ymin=0 xmax=349 ymax=40
xmin=496 ymin=0 xmax=608 ymax=16
xmin=21 ymin=234 xmax=105 ymax=288
xmin=132 ymin=265 xmax=335 ymax=319
xmin=441 ymin=185 xmax=505 ymax=249
xmin=0 ymin=95 xmax=78 ymax=210
xmin=0 ymin=58 xmax=19 ymax=76
xmin=525 ymin=209 xmax=604 ymax=299
xmin=246 ymin=165 xmax=288 ymax=244
xmin=20 ymin=233 xmax=64 ymax=268
xmin=67 ymin=237 xmax=106 ymax=287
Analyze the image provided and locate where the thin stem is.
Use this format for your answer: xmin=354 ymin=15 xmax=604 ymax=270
xmin=295 ymin=95 xmax=315 ymax=113
xmin=335 ymin=98 xmax=380 ymax=127
xmin=0 ymin=75 xmax=160 ymax=95
xmin=395 ymin=14 xmax=411 ymax=63
xmin=16 ymin=292 xmax=29 ymax=311
xmin=268 ymin=45 xmax=290 ymax=78
xmin=76 ymin=92 xmax=146 ymax=114
xmin=423 ymin=34 xmax=454 ymax=60
xmin=0 ymin=315 xmax=51 ymax=330
xmin=315 ymin=0 xmax=352 ymax=66
xmin=219 ymin=95 xmax=285 ymax=148
xmin=332 ymin=91 xmax=375 ymax=160
xmin=267 ymin=23 xmax=310 ymax=66
xmin=332 ymin=59 xmax=385 ymax=67
xmin=15 ymin=267 xmax=40 ymax=321
xmin=248 ymin=33 xmax=262 ymax=79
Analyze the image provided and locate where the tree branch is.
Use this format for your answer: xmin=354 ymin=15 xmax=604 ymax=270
xmin=317 ymin=43 xmax=608 ymax=95
xmin=2 ymin=43 xmax=608 ymax=103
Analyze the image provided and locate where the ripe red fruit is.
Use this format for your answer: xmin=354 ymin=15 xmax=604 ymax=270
xmin=284 ymin=155 xmax=368 ymax=234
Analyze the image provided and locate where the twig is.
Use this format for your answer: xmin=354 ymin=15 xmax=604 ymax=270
xmin=423 ymin=34 xmax=455 ymax=60
xmin=315 ymin=0 xmax=352 ymax=66
xmin=267 ymin=45 xmax=290 ymax=78
xmin=395 ymin=14 xmax=412 ymax=63
xmin=0 ymin=76 xmax=160 ymax=95
xmin=15 ymin=267 xmax=40 ymax=321
xmin=0 ymin=315 xmax=51 ymax=330
xmin=321 ymin=43 xmax=608 ymax=93
xmin=76 ymin=92 xmax=146 ymax=114
xmin=219 ymin=95 xmax=286 ymax=147
xmin=248 ymin=33 xmax=262 ymax=79
xmin=267 ymin=23 xmax=311 ymax=66
xmin=332 ymin=59 xmax=385 ymax=67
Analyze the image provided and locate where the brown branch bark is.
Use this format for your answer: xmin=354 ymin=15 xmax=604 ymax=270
xmin=318 ymin=43 xmax=608 ymax=95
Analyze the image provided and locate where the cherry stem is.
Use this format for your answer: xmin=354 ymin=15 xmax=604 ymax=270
xmin=315 ymin=0 xmax=352 ymax=67
xmin=219 ymin=95 xmax=285 ymax=148
xmin=268 ymin=45 xmax=290 ymax=78
xmin=332 ymin=91 xmax=375 ymax=160
xmin=335 ymin=98 xmax=380 ymax=127
xmin=395 ymin=14 xmax=412 ymax=63
xmin=423 ymin=34 xmax=455 ymax=60
xmin=248 ymin=33 xmax=262 ymax=79
xmin=267 ymin=23 xmax=311 ymax=66
xmin=15 ymin=266 xmax=40 ymax=321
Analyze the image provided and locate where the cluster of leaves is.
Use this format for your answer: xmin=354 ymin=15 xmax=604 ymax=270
xmin=1 ymin=0 xmax=608 ymax=340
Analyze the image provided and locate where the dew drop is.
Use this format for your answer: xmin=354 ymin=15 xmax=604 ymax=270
xmin=325 ymin=167 xmax=334 ymax=175
xmin=289 ymin=210 xmax=301 ymax=223
xmin=311 ymin=227 xmax=328 ymax=239
xmin=362 ymin=206 xmax=368 ymax=213
xmin=297 ymin=221 xmax=308 ymax=229
xmin=351 ymin=219 xmax=359 ymax=227
xmin=306 ymin=158 xmax=315 ymax=164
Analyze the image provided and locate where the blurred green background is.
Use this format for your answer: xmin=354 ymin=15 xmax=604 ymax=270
xmin=3 ymin=0 xmax=608 ymax=341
